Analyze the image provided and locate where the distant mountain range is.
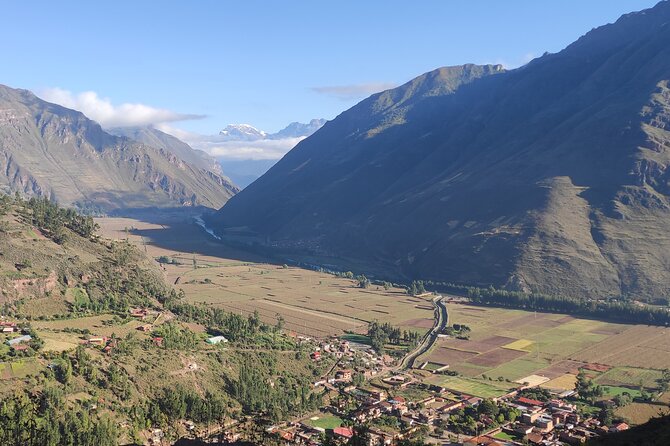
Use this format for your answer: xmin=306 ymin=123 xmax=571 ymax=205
xmin=212 ymin=119 xmax=327 ymax=187
xmin=0 ymin=85 xmax=238 ymax=212
xmin=211 ymin=1 xmax=670 ymax=301
xmin=219 ymin=119 xmax=327 ymax=141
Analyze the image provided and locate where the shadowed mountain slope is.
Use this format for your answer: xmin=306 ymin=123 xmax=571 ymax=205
xmin=212 ymin=2 xmax=670 ymax=300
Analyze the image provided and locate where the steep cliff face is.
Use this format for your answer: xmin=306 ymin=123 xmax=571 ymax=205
xmin=212 ymin=2 xmax=670 ymax=300
xmin=108 ymin=126 xmax=227 ymax=176
xmin=0 ymin=85 xmax=237 ymax=211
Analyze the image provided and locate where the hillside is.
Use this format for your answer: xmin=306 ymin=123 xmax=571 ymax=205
xmin=0 ymin=85 xmax=237 ymax=211
xmin=211 ymin=1 xmax=670 ymax=301
xmin=108 ymin=125 xmax=226 ymax=176
xmin=0 ymin=195 xmax=330 ymax=445
xmin=588 ymin=415 xmax=670 ymax=446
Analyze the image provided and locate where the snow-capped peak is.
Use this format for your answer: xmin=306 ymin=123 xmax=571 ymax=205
xmin=219 ymin=124 xmax=267 ymax=141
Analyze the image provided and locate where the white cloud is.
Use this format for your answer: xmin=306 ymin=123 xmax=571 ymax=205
xmin=157 ymin=124 xmax=307 ymax=161
xmin=495 ymin=52 xmax=537 ymax=70
xmin=190 ymin=136 xmax=305 ymax=161
xmin=312 ymin=82 xmax=396 ymax=100
xmin=40 ymin=88 xmax=204 ymax=128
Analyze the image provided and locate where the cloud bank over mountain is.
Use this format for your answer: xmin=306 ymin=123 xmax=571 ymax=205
xmin=40 ymin=88 xmax=204 ymax=128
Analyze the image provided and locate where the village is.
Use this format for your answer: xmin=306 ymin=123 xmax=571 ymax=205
xmin=257 ymin=333 xmax=632 ymax=446
xmin=0 ymin=307 xmax=643 ymax=446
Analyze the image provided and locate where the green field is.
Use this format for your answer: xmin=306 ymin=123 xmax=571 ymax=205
xmin=341 ymin=333 xmax=372 ymax=345
xmin=595 ymin=367 xmax=664 ymax=389
xmin=424 ymin=362 xmax=444 ymax=371
xmin=601 ymin=386 xmax=642 ymax=399
xmin=493 ymin=431 xmax=518 ymax=441
xmin=425 ymin=375 xmax=513 ymax=398
xmin=485 ymin=357 xmax=549 ymax=381
xmin=0 ymin=359 xmax=41 ymax=381
xmin=304 ymin=414 xmax=344 ymax=430
xmin=418 ymin=302 xmax=670 ymax=398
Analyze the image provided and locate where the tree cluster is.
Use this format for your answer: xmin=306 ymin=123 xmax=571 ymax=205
xmin=25 ymin=196 xmax=98 ymax=244
xmin=367 ymin=321 xmax=420 ymax=352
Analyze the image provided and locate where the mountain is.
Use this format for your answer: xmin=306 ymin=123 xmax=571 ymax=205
xmin=269 ymin=119 xmax=328 ymax=139
xmin=218 ymin=119 xmax=326 ymax=141
xmin=219 ymin=123 xmax=267 ymax=140
xmin=218 ymin=159 xmax=278 ymax=189
xmin=213 ymin=119 xmax=327 ymax=187
xmin=108 ymin=126 xmax=225 ymax=176
xmin=211 ymin=1 xmax=670 ymax=301
xmin=0 ymin=85 xmax=238 ymax=211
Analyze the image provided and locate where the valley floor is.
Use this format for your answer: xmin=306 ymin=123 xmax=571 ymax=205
xmin=96 ymin=213 xmax=670 ymax=431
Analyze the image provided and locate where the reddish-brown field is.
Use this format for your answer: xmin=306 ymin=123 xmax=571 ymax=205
xmin=428 ymin=347 xmax=478 ymax=365
xmin=466 ymin=348 xmax=526 ymax=367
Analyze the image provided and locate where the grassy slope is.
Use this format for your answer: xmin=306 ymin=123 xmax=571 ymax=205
xmin=0 ymin=198 xmax=332 ymax=443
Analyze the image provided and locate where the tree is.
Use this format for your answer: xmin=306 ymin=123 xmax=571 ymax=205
xmin=53 ymin=358 xmax=73 ymax=385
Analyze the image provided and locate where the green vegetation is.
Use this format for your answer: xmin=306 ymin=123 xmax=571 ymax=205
xmin=367 ymin=321 xmax=420 ymax=353
xmin=25 ymin=196 xmax=98 ymax=243
xmin=0 ymin=197 xmax=333 ymax=443
xmin=449 ymin=284 xmax=670 ymax=326
xmin=304 ymin=414 xmax=344 ymax=430
xmin=340 ymin=333 xmax=372 ymax=345
xmin=445 ymin=398 xmax=520 ymax=435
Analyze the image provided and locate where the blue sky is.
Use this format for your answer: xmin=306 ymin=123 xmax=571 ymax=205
xmin=0 ymin=1 xmax=660 ymax=139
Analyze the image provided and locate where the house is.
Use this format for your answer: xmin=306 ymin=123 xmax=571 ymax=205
xmin=559 ymin=431 xmax=586 ymax=445
xmin=137 ymin=324 xmax=152 ymax=332
xmin=463 ymin=435 xmax=504 ymax=446
xmin=611 ymin=422 xmax=629 ymax=432
xmin=12 ymin=344 xmax=29 ymax=352
xmin=278 ymin=430 xmax=294 ymax=441
xmin=335 ymin=369 xmax=353 ymax=381
xmin=439 ymin=400 xmax=464 ymax=413
xmin=368 ymin=390 xmax=386 ymax=402
xmin=310 ymin=351 xmax=321 ymax=360
xmin=6 ymin=335 xmax=32 ymax=346
xmin=130 ymin=308 xmax=148 ymax=319
xmin=379 ymin=401 xmax=393 ymax=413
xmin=103 ymin=339 xmax=117 ymax=354
xmin=2 ymin=326 xmax=16 ymax=333
xmin=206 ymin=335 xmax=228 ymax=345
xmin=85 ymin=336 xmax=107 ymax=346
xmin=525 ymin=432 xmax=544 ymax=444
xmin=514 ymin=425 xmax=535 ymax=435
xmin=332 ymin=427 xmax=354 ymax=440
xmin=521 ymin=412 xmax=541 ymax=424
xmin=516 ymin=397 xmax=545 ymax=408
xmin=465 ymin=396 xmax=483 ymax=406
xmin=418 ymin=409 xmax=437 ymax=423
xmin=536 ymin=416 xmax=554 ymax=432
xmin=400 ymin=415 xmax=414 ymax=427
xmin=152 ymin=337 xmax=164 ymax=347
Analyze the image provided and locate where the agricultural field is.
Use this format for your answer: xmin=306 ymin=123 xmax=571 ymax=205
xmin=417 ymin=302 xmax=670 ymax=401
xmin=303 ymin=413 xmax=345 ymax=430
xmin=96 ymin=217 xmax=435 ymax=337
xmin=615 ymin=402 xmax=670 ymax=425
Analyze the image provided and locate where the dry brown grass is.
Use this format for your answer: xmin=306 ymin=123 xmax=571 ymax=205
xmin=96 ymin=217 xmax=436 ymax=337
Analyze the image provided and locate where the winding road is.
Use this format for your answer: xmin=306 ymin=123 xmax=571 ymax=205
xmin=397 ymin=295 xmax=448 ymax=370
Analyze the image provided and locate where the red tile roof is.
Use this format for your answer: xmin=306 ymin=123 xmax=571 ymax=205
xmin=517 ymin=396 xmax=544 ymax=407
xmin=333 ymin=427 xmax=354 ymax=438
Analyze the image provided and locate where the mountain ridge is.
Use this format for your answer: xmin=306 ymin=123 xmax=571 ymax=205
xmin=218 ymin=119 xmax=327 ymax=141
xmin=0 ymin=84 xmax=238 ymax=211
xmin=211 ymin=1 xmax=670 ymax=300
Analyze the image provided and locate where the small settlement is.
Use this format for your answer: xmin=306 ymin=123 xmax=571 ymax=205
xmin=260 ymin=333 xmax=633 ymax=446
